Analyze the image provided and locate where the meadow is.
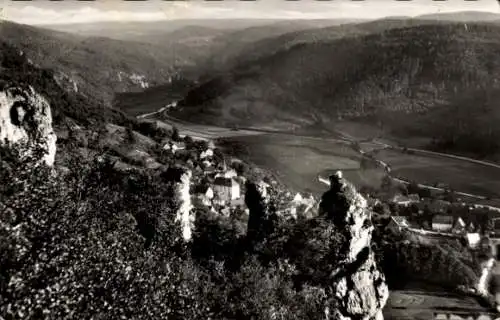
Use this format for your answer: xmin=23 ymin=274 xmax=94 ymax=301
xmin=218 ymin=134 xmax=385 ymax=195
xmin=377 ymin=149 xmax=500 ymax=199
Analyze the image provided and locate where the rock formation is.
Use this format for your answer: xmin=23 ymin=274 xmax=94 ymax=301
xmin=320 ymin=171 xmax=389 ymax=320
xmin=173 ymin=169 xmax=194 ymax=242
xmin=0 ymin=85 xmax=57 ymax=166
xmin=245 ymin=180 xmax=277 ymax=245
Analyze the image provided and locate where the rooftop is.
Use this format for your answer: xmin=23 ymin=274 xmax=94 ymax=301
xmin=214 ymin=177 xmax=238 ymax=187
xmin=391 ymin=216 xmax=412 ymax=228
xmin=432 ymin=215 xmax=454 ymax=225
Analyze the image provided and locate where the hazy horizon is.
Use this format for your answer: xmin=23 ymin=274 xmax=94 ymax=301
xmin=2 ymin=0 xmax=499 ymax=26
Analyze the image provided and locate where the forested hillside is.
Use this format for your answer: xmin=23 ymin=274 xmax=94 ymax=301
xmin=171 ymin=22 xmax=500 ymax=159
xmin=0 ymin=21 xmax=200 ymax=106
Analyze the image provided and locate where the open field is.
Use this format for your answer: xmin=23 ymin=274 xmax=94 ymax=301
xmin=377 ymin=149 xmax=500 ymax=199
xmin=142 ymin=118 xmax=265 ymax=140
xmin=218 ymin=134 xmax=386 ymax=195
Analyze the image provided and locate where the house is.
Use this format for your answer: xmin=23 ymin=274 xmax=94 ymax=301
xmin=213 ymin=177 xmax=240 ymax=202
xmin=215 ymin=169 xmax=238 ymax=179
xmin=163 ymin=141 xmax=186 ymax=154
xmin=193 ymin=185 xmax=214 ymax=199
xmin=452 ymin=217 xmax=467 ymax=233
xmin=467 ymin=222 xmax=476 ymax=232
xmin=493 ymin=218 xmax=500 ymax=231
xmin=200 ymin=149 xmax=214 ymax=159
xmin=465 ymin=233 xmax=481 ymax=249
xmin=408 ymin=194 xmax=420 ymax=202
xmin=391 ymin=194 xmax=419 ymax=206
xmin=387 ymin=216 xmax=413 ymax=234
xmin=293 ymin=193 xmax=303 ymax=203
xmin=192 ymin=185 xmax=214 ymax=206
xmin=432 ymin=215 xmax=454 ymax=232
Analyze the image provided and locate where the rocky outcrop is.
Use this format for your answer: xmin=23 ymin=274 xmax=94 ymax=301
xmin=320 ymin=171 xmax=389 ymax=320
xmin=0 ymin=85 xmax=57 ymax=166
xmin=173 ymin=169 xmax=194 ymax=242
xmin=245 ymin=180 xmax=277 ymax=245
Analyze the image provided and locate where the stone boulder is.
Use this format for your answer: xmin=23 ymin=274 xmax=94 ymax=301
xmin=0 ymin=85 xmax=57 ymax=166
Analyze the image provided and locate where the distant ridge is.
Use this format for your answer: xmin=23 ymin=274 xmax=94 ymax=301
xmin=416 ymin=11 xmax=500 ymax=22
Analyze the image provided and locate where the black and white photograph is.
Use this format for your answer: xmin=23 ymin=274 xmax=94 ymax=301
xmin=2 ymin=0 xmax=500 ymax=319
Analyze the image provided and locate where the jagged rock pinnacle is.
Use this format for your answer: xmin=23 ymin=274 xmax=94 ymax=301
xmin=0 ymin=85 xmax=57 ymax=166
xmin=321 ymin=170 xmax=389 ymax=320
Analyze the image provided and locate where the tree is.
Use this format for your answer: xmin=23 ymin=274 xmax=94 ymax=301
xmin=233 ymin=162 xmax=249 ymax=176
xmin=444 ymin=189 xmax=457 ymax=203
xmin=125 ymin=125 xmax=136 ymax=144
xmin=407 ymin=181 xmax=420 ymax=195
xmin=172 ymin=126 xmax=180 ymax=141
xmin=380 ymin=175 xmax=393 ymax=192
xmin=184 ymin=135 xmax=194 ymax=146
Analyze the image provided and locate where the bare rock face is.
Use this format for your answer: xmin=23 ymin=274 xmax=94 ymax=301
xmin=320 ymin=171 xmax=389 ymax=320
xmin=0 ymin=86 xmax=57 ymax=166
xmin=174 ymin=169 xmax=194 ymax=242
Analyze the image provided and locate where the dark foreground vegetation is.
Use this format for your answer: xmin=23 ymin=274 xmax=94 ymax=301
xmin=0 ymin=141 xmax=351 ymax=319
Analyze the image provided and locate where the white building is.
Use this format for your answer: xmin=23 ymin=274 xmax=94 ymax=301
xmin=200 ymin=149 xmax=214 ymax=159
xmin=193 ymin=185 xmax=214 ymax=207
xmin=215 ymin=169 xmax=238 ymax=179
xmin=391 ymin=194 xmax=420 ymax=206
xmin=387 ymin=216 xmax=413 ymax=234
xmin=163 ymin=141 xmax=185 ymax=154
xmin=213 ymin=177 xmax=240 ymax=202
xmin=465 ymin=233 xmax=481 ymax=249
xmin=432 ymin=215 xmax=454 ymax=232
xmin=453 ymin=217 xmax=467 ymax=234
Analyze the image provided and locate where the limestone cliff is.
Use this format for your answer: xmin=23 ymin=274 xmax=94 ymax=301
xmin=0 ymin=85 xmax=57 ymax=166
xmin=244 ymin=171 xmax=388 ymax=319
xmin=320 ymin=171 xmax=389 ymax=320
xmin=174 ymin=169 xmax=194 ymax=242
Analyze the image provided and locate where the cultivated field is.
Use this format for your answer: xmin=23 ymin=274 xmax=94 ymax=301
xmin=377 ymin=149 xmax=500 ymax=199
xmin=142 ymin=118 xmax=265 ymax=140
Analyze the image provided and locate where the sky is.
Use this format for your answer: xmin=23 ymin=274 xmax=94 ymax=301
xmin=0 ymin=0 xmax=499 ymax=25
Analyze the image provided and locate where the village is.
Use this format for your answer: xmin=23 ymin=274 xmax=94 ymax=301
xmin=163 ymin=130 xmax=500 ymax=259
xmin=379 ymin=187 xmax=500 ymax=259
xmin=160 ymin=131 xmax=318 ymax=227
